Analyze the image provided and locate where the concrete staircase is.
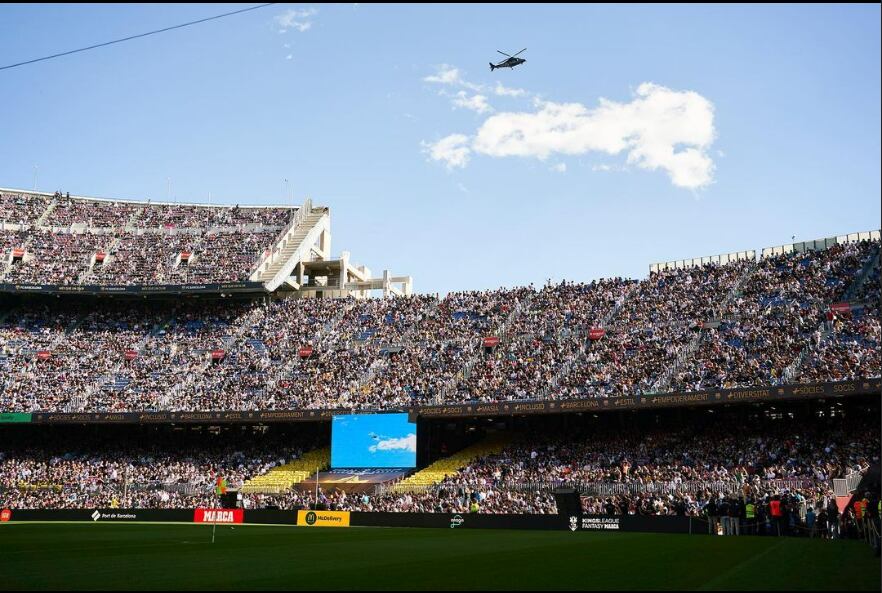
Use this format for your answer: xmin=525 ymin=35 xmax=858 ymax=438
xmin=161 ymin=307 xmax=264 ymax=409
xmin=0 ymin=229 xmax=41 ymax=281
xmin=543 ymin=284 xmax=637 ymax=397
xmin=78 ymin=233 xmax=123 ymax=284
xmin=843 ymin=243 xmax=880 ymax=303
xmin=264 ymin=300 xmax=356 ymax=406
xmin=651 ymin=263 xmax=757 ymax=393
xmin=261 ymin=211 xmax=325 ymax=279
xmin=783 ymin=246 xmax=880 ymax=383
xmin=435 ymin=292 xmax=535 ymax=404
xmin=80 ymin=208 xmax=145 ymax=283
xmin=165 ymin=233 xmax=206 ymax=284
xmin=34 ymin=201 xmax=56 ymax=226
xmin=78 ymin=314 xmax=171 ymax=412
xmin=250 ymin=201 xmax=330 ymax=291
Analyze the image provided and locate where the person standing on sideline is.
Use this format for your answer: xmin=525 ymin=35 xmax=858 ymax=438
xmin=826 ymin=498 xmax=840 ymax=539
xmin=805 ymin=505 xmax=816 ymax=538
xmin=731 ymin=497 xmax=743 ymax=536
xmin=769 ymin=495 xmax=783 ymax=536
xmin=744 ymin=498 xmax=756 ymax=536
xmin=853 ymin=496 xmax=865 ymax=539
xmin=705 ymin=497 xmax=718 ymax=535
xmin=817 ymin=506 xmax=828 ymax=539
xmin=719 ymin=497 xmax=731 ymax=535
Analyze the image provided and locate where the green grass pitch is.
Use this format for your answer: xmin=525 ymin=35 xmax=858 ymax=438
xmin=1 ymin=523 xmax=878 ymax=590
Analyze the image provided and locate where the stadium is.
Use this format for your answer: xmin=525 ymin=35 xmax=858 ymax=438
xmin=1 ymin=187 xmax=879 ymax=589
xmin=1 ymin=4 xmax=880 ymax=592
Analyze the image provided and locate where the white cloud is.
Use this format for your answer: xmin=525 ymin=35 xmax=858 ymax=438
xmin=592 ymin=163 xmax=632 ymax=174
xmin=424 ymin=65 xmax=530 ymax=98
xmin=494 ymin=82 xmax=526 ymax=97
xmin=424 ymin=64 xmax=485 ymax=93
xmin=369 ymin=433 xmax=416 ymax=454
xmin=275 ymin=8 xmax=317 ymax=33
xmin=422 ymin=134 xmax=472 ymax=169
xmin=424 ymin=83 xmax=716 ymax=189
xmin=285 ymin=54 xmax=293 ymax=61
xmin=424 ymin=65 xmax=529 ymax=116
xmin=423 ymin=64 xmax=462 ymax=85
xmin=452 ymin=91 xmax=493 ymax=114
xmin=457 ymin=182 xmax=469 ymax=194
xmin=551 ymin=163 xmax=567 ymax=173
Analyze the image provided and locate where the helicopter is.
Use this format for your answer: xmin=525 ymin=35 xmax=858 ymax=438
xmin=490 ymin=48 xmax=526 ymax=71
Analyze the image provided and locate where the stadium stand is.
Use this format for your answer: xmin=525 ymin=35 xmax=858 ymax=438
xmin=2 ymin=399 xmax=876 ymax=522
xmin=0 ymin=425 xmax=325 ymax=509
xmin=246 ymin=400 xmax=879 ymax=518
xmin=240 ymin=447 xmax=330 ymax=494
xmin=1 ymin=188 xmax=412 ymax=296
xmin=389 ymin=433 xmax=512 ymax=492
xmin=1 ymin=190 xmax=293 ymax=285
xmin=0 ymin=228 xmax=879 ymax=413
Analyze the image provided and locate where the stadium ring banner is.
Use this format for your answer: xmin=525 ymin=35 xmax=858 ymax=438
xmin=574 ymin=515 xmax=692 ymax=534
xmin=296 ymin=510 xmax=351 ymax=527
xmin=3 ymin=509 xmax=194 ymax=522
xmin=0 ymin=509 xmax=700 ymax=534
xmin=349 ymin=512 xmax=566 ymax=531
xmin=23 ymin=380 xmax=880 ymax=425
xmin=0 ymin=281 xmax=267 ymax=296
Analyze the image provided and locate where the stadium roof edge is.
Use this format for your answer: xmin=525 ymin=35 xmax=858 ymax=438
xmin=649 ymin=229 xmax=880 ymax=274
xmin=0 ymin=186 xmax=305 ymax=210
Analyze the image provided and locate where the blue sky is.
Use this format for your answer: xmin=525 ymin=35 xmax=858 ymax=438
xmin=331 ymin=413 xmax=416 ymax=468
xmin=0 ymin=4 xmax=879 ymax=294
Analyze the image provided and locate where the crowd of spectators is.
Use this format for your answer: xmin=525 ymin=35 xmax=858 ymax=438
xmin=45 ymin=194 xmax=140 ymax=227
xmin=0 ymin=427 xmax=323 ymax=509
xmin=851 ymin=250 xmax=880 ymax=309
xmin=446 ymin=412 xmax=871 ymax=510
xmin=580 ymin=489 xmax=879 ymax=541
xmin=672 ymin=241 xmax=880 ymax=391
xmin=0 ymin=404 xmax=877 ymax=520
xmin=556 ymin=261 xmax=753 ymax=397
xmin=249 ymin=408 xmax=877 ymax=521
xmin=183 ymin=231 xmax=276 ymax=284
xmin=1 ymin=191 xmax=292 ymax=285
xmin=4 ymin=231 xmax=107 ymax=285
xmin=797 ymin=307 xmax=881 ymax=384
xmin=1 ymin=214 xmax=879 ymax=413
xmin=0 ymin=192 xmax=51 ymax=225
xmin=242 ymin=487 xmax=558 ymax=514
xmin=458 ymin=280 xmax=633 ymax=401
xmin=137 ymin=203 xmax=290 ymax=229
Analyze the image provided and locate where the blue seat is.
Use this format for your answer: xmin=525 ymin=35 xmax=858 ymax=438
xmin=246 ymin=338 xmax=266 ymax=352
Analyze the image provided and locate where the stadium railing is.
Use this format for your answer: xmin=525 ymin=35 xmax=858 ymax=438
xmin=834 ymin=469 xmax=868 ymax=497
xmin=391 ymin=478 xmax=823 ymax=497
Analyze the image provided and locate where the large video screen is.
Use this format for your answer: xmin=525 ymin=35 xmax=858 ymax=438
xmin=331 ymin=413 xmax=417 ymax=469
